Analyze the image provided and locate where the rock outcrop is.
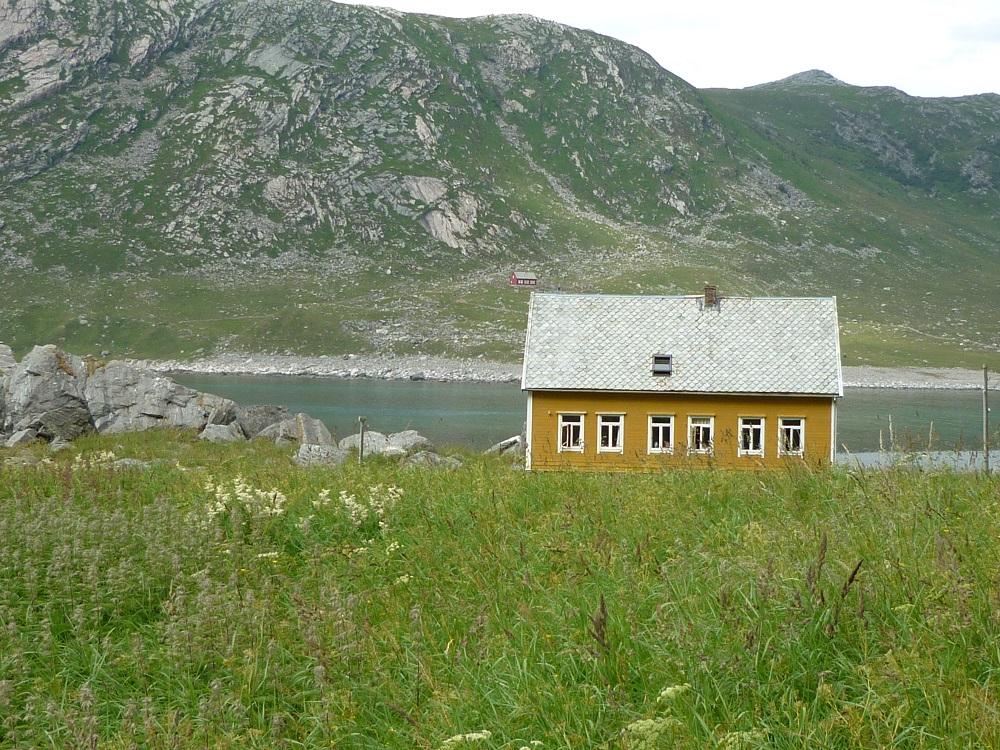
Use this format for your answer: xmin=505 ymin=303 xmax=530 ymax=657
xmin=199 ymin=423 xmax=247 ymax=443
xmin=84 ymin=360 xmax=236 ymax=434
xmin=294 ymin=443 xmax=350 ymax=467
xmin=3 ymin=345 xmax=93 ymax=440
xmin=0 ymin=345 xmax=15 ymax=372
xmin=236 ymin=404 xmax=290 ymax=439
xmin=485 ymin=434 xmax=524 ymax=456
xmin=0 ymin=344 xmax=241 ymax=442
xmin=257 ymin=413 xmax=334 ymax=446
xmin=404 ymin=450 xmax=463 ymax=469
xmin=5 ymin=428 xmax=38 ymax=448
xmin=387 ymin=429 xmax=434 ymax=454
xmin=339 ymin=430 xmax=389 ymax=455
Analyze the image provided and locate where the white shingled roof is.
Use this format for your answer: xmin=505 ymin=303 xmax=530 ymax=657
xmin=521 ymin=293 xmax=843 ymax=395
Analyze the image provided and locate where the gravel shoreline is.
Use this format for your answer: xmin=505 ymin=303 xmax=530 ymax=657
xmin=142 ymin=353 xmax=995 ymax=390
xmin=142 ymin=353 xmax=522 ymax=383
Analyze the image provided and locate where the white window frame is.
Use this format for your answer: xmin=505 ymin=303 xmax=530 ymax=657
xmin=778 ymin=417 xmax=805 ymax=457
xmin=597 ymin=413 xmax=624 ymax=453
xmin=738 ymin=417 xmax=765 ymax=457
xmin=557 ymin=412 xmax=585 ymax=453
xmin=687 ymin=416 xmax=714 ymax=455
xmin=647 ymin=414 xmax=674 ymax=454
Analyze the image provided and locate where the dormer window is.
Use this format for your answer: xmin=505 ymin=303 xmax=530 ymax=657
xmin=652 ymin=354 xmax=673 ymax=376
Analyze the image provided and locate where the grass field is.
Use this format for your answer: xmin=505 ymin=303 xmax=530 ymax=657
xmin=1 ymin=432 xmax=998 ymax=748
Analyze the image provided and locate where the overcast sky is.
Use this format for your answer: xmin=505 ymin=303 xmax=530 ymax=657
xmin=340 ymin=0 xmax=999 ymax=97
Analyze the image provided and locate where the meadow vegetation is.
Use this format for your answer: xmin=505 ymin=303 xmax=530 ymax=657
xmin=0 ymin=431 xmax=998 ymax=748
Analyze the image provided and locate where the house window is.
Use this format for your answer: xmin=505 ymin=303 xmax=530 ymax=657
xmin=652 ymin=354 xmax=673 ymax=376
xmin=648 ymin=415 xmax=674 ymax=453
xmin=688 ymin=416 xmax=714 ymax=455
xmin=779 ymin=418 xmax=804 ymax=456
xmin=558 ymin=414 xmax=584 ymax=452
xmin=739 ymin=417 xmax=764 ymax=456
xmin=598 ymin=414 xmax=624 ymax=452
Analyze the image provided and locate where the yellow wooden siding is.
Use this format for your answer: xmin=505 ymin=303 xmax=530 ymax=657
xmin=528 ymin=391 xmax=834 ymax=471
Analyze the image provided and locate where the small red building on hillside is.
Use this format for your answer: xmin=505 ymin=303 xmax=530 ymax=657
xmin=510 ymin=271 xmax=538 ymax=287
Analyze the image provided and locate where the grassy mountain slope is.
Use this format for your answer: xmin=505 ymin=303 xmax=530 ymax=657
xmin=0 ymin=2 xmax=997 ymax=367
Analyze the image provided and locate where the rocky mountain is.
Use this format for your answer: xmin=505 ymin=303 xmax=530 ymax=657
xmin=1 ymin=0 xmax=998 ymax=367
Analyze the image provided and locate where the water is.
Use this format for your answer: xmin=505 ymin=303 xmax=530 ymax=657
xmin=175 ymin=375 xmax=994 ymax=453
xmin=176 ymin=375 xmax=525 ymax=449
xmin=836 ymin=388 xmax=991 ymax=454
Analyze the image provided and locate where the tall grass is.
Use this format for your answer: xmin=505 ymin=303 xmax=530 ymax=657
xmin=0 ymin=431 xmax=998 ymax=748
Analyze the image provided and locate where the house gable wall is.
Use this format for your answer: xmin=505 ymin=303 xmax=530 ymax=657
xmin=528 ymin=390 xmax=835 ymax=471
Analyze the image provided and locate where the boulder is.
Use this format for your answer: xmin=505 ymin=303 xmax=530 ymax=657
xmin=84 ymin=360 xmax=237 ymax=434
xmin=207 ymin=401 xmax=239 ymax=426
xmin=0 ymin=384 xmax=7 ymax=439
xmin=382 ymin=446 xmax=408 ymax=458
xmin=294 ymin=444 xmax=350 ymax=467
xmin=235 ymin=404 xmax=290 ymax=439
xmin=5 ymin=428 xmax=38 ymax=448
xmin=258 ymin=413 xmax=333 ymax=446
xmin=199 ymin=423 xmax=247 ymax=443
xmin=404 ymin=450 xmax=463 ymax=469
xmin=387 ymin=429 xmax=433 ymax=454
xmin=0 ymin=345 xmax=14 ymax=431
xmin=113 ymin=458 xmax=154 ymax=470
xmin=0 ymin=344 xmax=15 ymax=372
xmin=485 ymin=435 xmax=523 ymax=456
xmin=3 ymin=345 xmax=93 ymax=440
xmin=48 ymin=437 xmax=72 ymax=453
xmin=339 ymin=430 xmax=389 ymax=455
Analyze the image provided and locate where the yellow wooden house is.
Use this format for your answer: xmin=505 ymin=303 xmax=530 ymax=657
xmin=521 ymin=288 xmax=843 ymax=470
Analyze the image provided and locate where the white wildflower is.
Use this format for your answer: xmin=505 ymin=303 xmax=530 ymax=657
xmin=623 ymin=717 xmax=680 ymax=750
xmin=720 ymin=729 xmax=766 ymax=748
xmin=72 ymin=450 xmax=117 ymax=469
xmin=340 ymin=490 xmax=367 ymax=526
xmin=386 ymin=540 xmax=401 ymax=554
xmin=312 ymin=488 xmax=332 ymax=508
xmin=339 ymin=484 xmax=404 ymax=531
xmin=200 ymin=475 xmax=288 ymax=528
xmin=394 ymin=574 xmax=411 ymax=585
xmin=656 ymin=683 xmax=691 ymax=702
xmin=437 ymin=730 xmax=491 ymax=748
xmin=256 ymin=551 xmax=279 ymax=560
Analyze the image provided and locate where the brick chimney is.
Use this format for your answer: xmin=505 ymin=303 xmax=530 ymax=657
xmin=703 ymin=285 xmax=719 ymax=307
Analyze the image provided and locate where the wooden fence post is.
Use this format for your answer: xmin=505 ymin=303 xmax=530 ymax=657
xmin=985 ymin=366 xmax=991 ymax=475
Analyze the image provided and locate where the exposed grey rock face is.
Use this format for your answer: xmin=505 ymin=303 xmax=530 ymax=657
xmin=84 ymin=360 xmax=237 ymax=434
xmin=0 ymin=344 xmax=15 ymax=372
xmin=48 ymin=436 xmax=71 ymax=453
xmin=485 ymin=434 xmax=523 ymax=455
xmin=294 ymin=443 xmax=349 ymax=467
xmin=199 ymin=423 xmax=246 ymax=443
xmin=2 ymin=1 xmax=998 ymax=366
xmin=404 ymin=450 xmax=462 ymax=469
xmin=387 ymin=429 xmax=433 ymax=454
xmin=339 ymin=430 xmax=389 ymax=455
xmin=5 ymin=428 xmax=38 ymax=448
xmin=3 ymin=345 xmax=93 ymax=440
xmin=258 ymin=413 xmax=334 ymax=445
xmin=113 ymin=458 xmax=154 ymax=470
xmin=236 ymin=404 xmax=290 ymax=438
xmin=0 ymin=344 xmax=249 ymax=443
